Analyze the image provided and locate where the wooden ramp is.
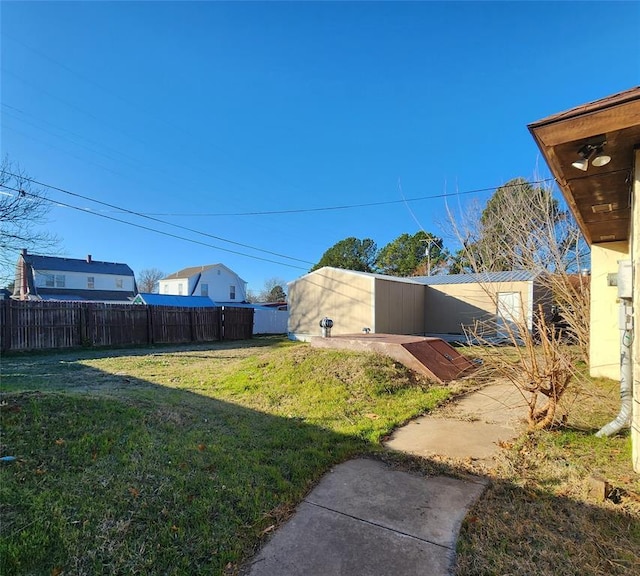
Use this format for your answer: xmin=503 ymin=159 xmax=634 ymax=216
xmin=310 ymin=334 xmax=476 ymax=384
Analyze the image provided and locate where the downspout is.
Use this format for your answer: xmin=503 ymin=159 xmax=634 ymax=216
xmin=596 ymin=300 xmax=633 ymax=437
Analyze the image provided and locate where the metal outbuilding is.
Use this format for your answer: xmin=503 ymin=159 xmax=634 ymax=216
xmin=288 ymin=267 xmax=427 ymax=341
xmin=288 ymin=267 xmax=548 ymax=341
xmin=416 ymin=271 xmax=546 ymax=338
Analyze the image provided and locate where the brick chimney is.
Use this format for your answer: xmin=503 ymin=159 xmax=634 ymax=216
xmin=87 ymin=254 xmax=92 ymax=263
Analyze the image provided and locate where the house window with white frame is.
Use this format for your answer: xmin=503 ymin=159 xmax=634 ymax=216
xmin=230 ymin=285 xmax=236 ymax=300
xmin=163 ymin=284 xmax=169 ymax=294
xmin=55 ymin=275 xmax=65 ymax=288
xmin=178 ymin=283 xmax=183 ymax=295
xmin=115 ymin=278 xmax=124 ymax=289
xmin=44 ymin=274 xmax=55 ymax=287
xmin=201 ymin=283 xmax=208 ymax=297
xmin=87 ymin=276 xmax=95 ymax=289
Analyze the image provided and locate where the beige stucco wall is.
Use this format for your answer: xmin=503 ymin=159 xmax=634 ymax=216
xmin=375 ymin=278 xmax=427 ymax=335
xmin=424 ymin=280 xmax=535 ymax=335
xmin=287 ymin=268 xmax=375 ymax=339
xmin=632 ymin=149 xmax=639 ymax=473
xmin=589 ymin=242 xmax=630 ymax=380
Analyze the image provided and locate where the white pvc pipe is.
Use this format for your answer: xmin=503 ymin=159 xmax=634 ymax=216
xmin=596 ymin=302 xmax=633 ymax=437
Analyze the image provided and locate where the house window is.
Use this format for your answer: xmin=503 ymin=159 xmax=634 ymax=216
xmin=87 ymin=276 xmax=95 ymax=289
xmin=163 ymin=284 xmax=169 ymax=294
xmin=178 ymin=283 xmax=183 ymax=295
xmin=55 ymin=275 xmax=65 ymax=288
xmin=45 ymin=274 xmax=54 ymax=287
xmin=201 ymin=283 xmax=208 ymax=297
xmin=230 ymin=285 xmax=236 ymax=300
xmin=115 ymin=278 xmax=124 ymax=289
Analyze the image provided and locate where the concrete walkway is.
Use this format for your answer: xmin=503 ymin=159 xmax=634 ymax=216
xmin=385 ymin=381 xmax=526 ymax=468
xmin=241 ymin=381 xmax=526 ymax=576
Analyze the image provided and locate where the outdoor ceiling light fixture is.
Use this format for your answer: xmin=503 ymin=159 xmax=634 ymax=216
xmin=571 ymin=137 xmax=611 ymax=171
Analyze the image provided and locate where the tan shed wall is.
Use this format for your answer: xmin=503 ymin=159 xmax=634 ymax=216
xmin=374 ymin=279 xmax=427 ymax=335
xmin=589 ymin=241 xmax=629 ymax=380
xmin=424 ymin=280 xmax=535 ymax=334
xmin=288 ymin=269 xmax=374 ymax=339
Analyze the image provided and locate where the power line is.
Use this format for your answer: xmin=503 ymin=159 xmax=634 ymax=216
xmin=3 ymin=172 xmax=313 ymax=265
xmin=94 ymin=177 xmax=557 ymax=217
xmin=0 ymin=183 xmax=309 ymax=271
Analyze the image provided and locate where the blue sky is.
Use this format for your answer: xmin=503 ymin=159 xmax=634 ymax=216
xmin=2 ymin=1 xmax=639 ymax=293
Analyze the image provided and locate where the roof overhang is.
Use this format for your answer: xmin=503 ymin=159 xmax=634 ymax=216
xmin=528 ymin=86 xmax=640 ymax=245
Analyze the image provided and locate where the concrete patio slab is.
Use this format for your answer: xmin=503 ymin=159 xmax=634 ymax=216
xmin=306 ymin=458 xmax=486 ymax=547
xmin=242 ymin=459 xmax=487 ymax=576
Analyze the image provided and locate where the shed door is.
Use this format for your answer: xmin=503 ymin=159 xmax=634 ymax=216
xmin=496 ymin=292 xmax=522 ymax=340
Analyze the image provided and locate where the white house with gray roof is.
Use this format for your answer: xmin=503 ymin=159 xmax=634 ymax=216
xmin=13 ymin=249 xmax=136 ymax=303
xmin=159 ymin=263 xmax=247 ymax=303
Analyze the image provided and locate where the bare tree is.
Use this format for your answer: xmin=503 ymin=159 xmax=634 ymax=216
xmin=0 ymin=157 xmax=59 ymax=284
xmin=256 ymin=277 xmax=287 ymax=302
xmin=136 ymin=268 xmax=164 ymax=293
xmin=446 ymin=176 xmax=589 ymax=429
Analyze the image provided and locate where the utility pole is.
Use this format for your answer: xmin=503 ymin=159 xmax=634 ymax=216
xmin=421 ymin=238 xmax=438 ymax=276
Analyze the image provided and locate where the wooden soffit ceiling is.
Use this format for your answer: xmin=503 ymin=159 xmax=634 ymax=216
xmin=528 ymin=86 xmax=640 ymax=245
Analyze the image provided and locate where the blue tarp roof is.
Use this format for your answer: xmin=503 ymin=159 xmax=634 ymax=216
xmin=133 ymin=294 xmax=217 ymax=308
xmin=134 ymin=294 xmax=282 ymax=310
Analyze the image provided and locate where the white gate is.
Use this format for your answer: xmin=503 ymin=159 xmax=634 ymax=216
xmin=253 ymin=308 xmax=289 ymax=334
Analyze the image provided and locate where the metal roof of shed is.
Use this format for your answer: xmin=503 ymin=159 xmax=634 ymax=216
xmin=289 ymin=267 xmax=536 ymax=286
xmin=414 ymin=271 xmax=537 ymax=285
xmin=289 ymin=267 xmax=426 ymax=286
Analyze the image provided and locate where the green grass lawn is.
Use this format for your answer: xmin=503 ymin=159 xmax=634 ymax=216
xmin=0 ymin=337 xmax=450 ymax=575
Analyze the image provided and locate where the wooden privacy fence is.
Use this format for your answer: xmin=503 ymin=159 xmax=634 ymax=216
xmin=0 ymin=300 xmax=254 ymax=352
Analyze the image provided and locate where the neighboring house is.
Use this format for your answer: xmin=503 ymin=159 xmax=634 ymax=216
xmin=132 ymin=294 xmax=217 ymax=308
xmin=159 ymin=264 xmax=247 ymax=303
xmin=529 ymin=86 xmax=640 ymax=473
xmin=287 ymin=267 xmax=547 ymax=341
xmin=13 ymin=249 xmax=136 ymax=303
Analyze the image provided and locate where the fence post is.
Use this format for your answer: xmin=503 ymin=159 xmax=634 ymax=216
xmin=0 ymin=301 xmax=11 ymax=352
xmin=79 ymin=304 xmax=88 ymax=346
xmin=147 ymin=305 xmax=154 ymax=345
xmin=86 ymin=303 xmax=96 ymax=346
